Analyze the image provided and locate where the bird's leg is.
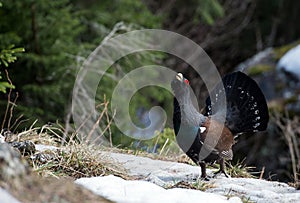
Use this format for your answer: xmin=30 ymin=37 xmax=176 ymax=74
xmin=213 ymin=158 xmax=229 ymax=178
xmin=199 ymin=162 xmax=209 ymax=181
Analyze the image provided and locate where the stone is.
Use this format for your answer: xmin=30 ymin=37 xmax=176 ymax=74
xmin=0 ymin=143 xmax=27 ymax=181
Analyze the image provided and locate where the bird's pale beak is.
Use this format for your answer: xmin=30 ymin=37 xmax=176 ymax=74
xmin=176 ymin=73 xmax=183 ymax=81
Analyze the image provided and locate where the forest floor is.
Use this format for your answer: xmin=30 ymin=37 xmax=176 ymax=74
xmin=1 ymin=141 xmax=300 ymax=203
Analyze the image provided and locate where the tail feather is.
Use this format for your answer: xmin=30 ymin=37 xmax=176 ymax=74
xmin=205 ymin=71 xmax=269 ymax=134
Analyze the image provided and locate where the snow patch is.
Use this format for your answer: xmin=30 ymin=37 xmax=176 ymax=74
xmin=76 ymin=175 xmax=233 ymax=203
xmin=277 ymin=44 xmax=300 ymax=79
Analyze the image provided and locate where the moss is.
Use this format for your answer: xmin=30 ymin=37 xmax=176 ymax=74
xmin=284 ymin=95 xmax=298 ymax=105
xmin=273 ymin=41 xmax=300 ymax=60
xmin=247 ymin=64 xmax=274 ymax=76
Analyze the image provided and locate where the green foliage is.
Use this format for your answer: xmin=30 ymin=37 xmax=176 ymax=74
xmin=79 ymin=0 xmax=162 ymax=28
xmin=0 ymin=75 xmax=14 ymax=93
xmin=0 ymin=45 xmax=24 ymax=67
xmin=195 ymin=0 xmax=224 ymax=25
xmin=0 ymin=0 xmax=83 ymax=124
xmin=0 ymin=44 xmax=24 ymax=93
xmin=165 ymin=0 xmax=224 ymax=27
xmin=0 ymin=0 xmax=164 ymax=133
xmin=0 ymin=0 xmax=225 ymax=148
xmin=74 ymin=0 xmax=162 ymax=45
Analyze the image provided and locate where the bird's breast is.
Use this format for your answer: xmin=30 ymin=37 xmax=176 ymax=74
xmin=200 ymin=118 xmax=234 ymax=153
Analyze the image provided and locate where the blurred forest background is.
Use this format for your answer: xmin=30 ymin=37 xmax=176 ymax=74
xmin=1 ymin=0 xmax=300 ymax=184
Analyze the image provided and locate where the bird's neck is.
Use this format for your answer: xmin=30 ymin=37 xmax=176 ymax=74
xmin=173 ymin=95 xmax=206 ymax=129
xmin=173 ymin=96 xmax=205 ymax=152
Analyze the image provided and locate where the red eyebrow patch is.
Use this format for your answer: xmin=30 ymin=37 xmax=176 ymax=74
xmin=184 ymin=79 xmax=189 ymax=85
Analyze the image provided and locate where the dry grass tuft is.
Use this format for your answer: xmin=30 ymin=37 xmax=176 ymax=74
xmin=2 ymin=96 xmax=129 ymax=180
xmin=166 ymin=179 xmax=215 ymax=191
xmin=5 ymin=122 xmax=60 ymax=146
xmin=4 ymin=122 xmax=128 ymax=180
xmin=224 ymin=188 xmax=254 ymax=203
xmin=32 ymin=142 xmax=127 ymax=179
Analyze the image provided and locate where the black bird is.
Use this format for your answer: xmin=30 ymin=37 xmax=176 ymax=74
xmin=171 ymin=71 xmax=269 ymax=179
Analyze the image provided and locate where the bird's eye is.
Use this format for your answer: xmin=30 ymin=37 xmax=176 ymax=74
xmin=184 ymin=79 xmax=189 ymax=85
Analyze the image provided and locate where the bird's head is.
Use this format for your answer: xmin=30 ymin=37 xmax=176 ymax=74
xmin=171 ymin=73 xmax=190 ymax=98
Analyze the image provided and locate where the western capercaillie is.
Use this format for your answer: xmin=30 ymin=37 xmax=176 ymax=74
xmin=171 ymin=71 xmax=269 ymax=179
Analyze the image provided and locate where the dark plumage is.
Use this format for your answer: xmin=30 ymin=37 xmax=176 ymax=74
xmin=171 ymin=71 xmax=269 ymax=179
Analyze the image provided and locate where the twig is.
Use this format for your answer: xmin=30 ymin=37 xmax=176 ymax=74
xmin=1 ymin=70 xmax=14 ymax=130
xmin=259 ymin=166 xmax=265 ymax=179
xmin=11 ymin=117 xmax=29 ymax=132
xmin=86 ymin=101 xmax=109 ymax=143
xmin=10 ymin=114 xmax=24 ymax=130
xmin=106 ymin=108 xmax=115 ymax=148
xmin=7 ymin=92 xmax=19 ymax=129
xmin=62 ymin=106 xmax=72 ymax=146
xmin=273 ymin=111 xmax=299 ymax=184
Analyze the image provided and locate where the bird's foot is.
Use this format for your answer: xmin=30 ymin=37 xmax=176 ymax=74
xmin=201 ymin=176 xmax=210 ymax=181
xmin=192 ymin=174 xmax=210 ymax=181
xmin=213 ymin=169 xmax=229 ymax=178
xmin=200 ymin=174 xmax=212 ymax=181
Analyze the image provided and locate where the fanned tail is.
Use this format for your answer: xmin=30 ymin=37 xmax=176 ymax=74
xmin=205 ymin=71 xmax=269 ymax=134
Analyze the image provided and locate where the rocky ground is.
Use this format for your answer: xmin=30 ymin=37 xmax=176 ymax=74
xmin=76 ymin=152 xmax=300 ymax=203
xmin=1 ymin=142 xmax=299 ymax=203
